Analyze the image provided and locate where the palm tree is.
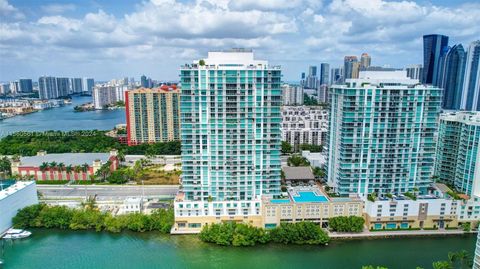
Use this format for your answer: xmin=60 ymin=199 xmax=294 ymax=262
xmin=39 ymin=162 xmax=49 ymax=180
xmin=81 ymin=163 xmax=89 ymax=180
xmin=48 ymin=161 xmax=57 ymax=180
xmin=57 ymin=162 xmax=65 ymax=180
xmin=74 ymin=165 xmax=81 ymax=181
xmin=65 ymin=165 xmax=73 ymax=181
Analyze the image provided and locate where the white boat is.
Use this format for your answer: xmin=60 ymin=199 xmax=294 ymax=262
xmin=2 ymin=228 xmax=31 ymax=239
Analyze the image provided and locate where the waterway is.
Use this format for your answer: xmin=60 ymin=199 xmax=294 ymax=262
xmin=0 ymin=96 xmax=125 ymax=137
xmin=1 ymin=229 xmax=475 ymax=269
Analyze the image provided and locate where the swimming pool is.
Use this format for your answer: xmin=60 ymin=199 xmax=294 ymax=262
xmin=270 ymin=199 xmax=291 ymax=204
xmin=292 ymin=191 xmax=328 ymax=203
xmin=0 ymin=179 xmax=16 ymax=191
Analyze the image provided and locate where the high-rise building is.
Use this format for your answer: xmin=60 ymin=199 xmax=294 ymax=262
xmin=38 ymin=76 xmax=58 ymax=99
xmin=125 ymin=86 xmax=181 ymax=146
xmin=438 ymin=44 xmax=466 ymax=110
xmin=140 ymin=75 xmax=148 ymax=88
xmin=174 ymin=49 xmax=282 ymax=231
xmin=56 ymin=77 xmax=70 ymax=97
xmin=9 ymin=81 xmax=19 ymax=94
xmin=18 ymin=79 xmax=33 ymax=93
xmin=320 ymin=63 xmax=329 ymax=85
xmin=92 ymin=85 xmax=117 ymax=109
xmin=327 ymin=71 xmax=442 ymax=196
xmin=405 ymin=64 xmax=424 ymax=82
xmin=282 ymin=84 xmax=303 ymax=105
xmin=71 ymin=78 xmax=83 ymax=94
xmin=0 ymin=83 xmax=10 ymax=95
xmin=423 ymin=34 xmax=449 ymax=85
xmin=308 ymin=65 xmax=317 ymax=77
xmin=434 ymin=112 xmax=480 ymax=196
xmin=461 ymin=40 xmax=480 ymax=111
xmin=82 ymin=78 xmax=94 ymax=94
xmin=317 ymin=84 xmax=328 ymax=103
xmin=330 ymin=67 xmax=343 ymax=85
xmin=282 ymin=106 xmax=328 ymax=151
xmin=344 ymin=56 xmax=358 ymax=81
xmin=360 ymin=53 xmax=371 ymax=68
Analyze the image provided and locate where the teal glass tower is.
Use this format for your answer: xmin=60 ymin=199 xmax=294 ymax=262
xmin=179 ymin=49 xmax=282 ymax=203
xmin=434 ymin=112 xmax=480 ymax=196
xmin=327 ymin=71 xmax=442 ymax=196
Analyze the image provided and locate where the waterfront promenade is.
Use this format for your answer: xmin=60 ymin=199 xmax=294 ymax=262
xmin=329 ymin=229 xmax=471 ymax=239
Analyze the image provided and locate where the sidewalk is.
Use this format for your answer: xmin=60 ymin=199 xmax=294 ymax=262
xmin=329 ymin=229 xmax=471 ymax=239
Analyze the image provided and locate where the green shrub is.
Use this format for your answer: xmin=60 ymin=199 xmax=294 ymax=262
xmin=329 ymin=216 xmax=365 ymax=233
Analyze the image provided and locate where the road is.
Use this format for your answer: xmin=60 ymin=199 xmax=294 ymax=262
xmin=37 ymin=185 xmax=179 ymax=201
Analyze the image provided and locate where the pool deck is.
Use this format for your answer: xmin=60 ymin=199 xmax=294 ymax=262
xmin=328 ymin=229 xmax=473 ymax=239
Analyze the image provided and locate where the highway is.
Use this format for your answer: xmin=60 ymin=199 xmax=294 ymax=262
xmin=37 ymin=185 xmax=179 ymax=201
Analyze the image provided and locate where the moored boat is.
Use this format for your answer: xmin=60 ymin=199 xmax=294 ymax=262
xmin=2 ymin=228 xmax=31 ymax=239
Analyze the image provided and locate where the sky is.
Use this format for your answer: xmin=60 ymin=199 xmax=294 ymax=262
xmin=1 ymin=0 xmax=480 ymax=82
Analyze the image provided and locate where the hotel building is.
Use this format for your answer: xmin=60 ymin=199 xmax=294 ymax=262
xmin=125 ymin=86 xmax=181 ymax=145
xmin=327 ymin=71 xmax=442 ymax=196
xmin=173 ymin=49 xmax=282 ymax=233
xmin=434 ymin=112 xmax=480 ymax=196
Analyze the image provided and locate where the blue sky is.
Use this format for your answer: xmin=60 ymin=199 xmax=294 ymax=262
xmin=1 ymin=0 xmax=479 ymax=81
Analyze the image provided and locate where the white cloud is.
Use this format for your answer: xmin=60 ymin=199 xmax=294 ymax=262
xmin=41 ymin=3 xmax=76 ymax=14
xmin=1 ymin=0 xmax=480 ymax=81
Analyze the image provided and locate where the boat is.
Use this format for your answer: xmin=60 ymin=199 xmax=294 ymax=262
xmin=2 ymin=228 xmax=31 ymax=239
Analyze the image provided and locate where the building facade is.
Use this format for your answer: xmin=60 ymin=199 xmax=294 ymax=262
xmin=11 ymin=150 xmax=119 ymax=181
xmin=173 ymin=49 xmax=282 ymax=233
xmin=360 ymin=53 xmax=371 ymax=69
xmin=93 ymin=85 xmax=117 ymax=109
xmin=19 ymin=79 xmax=33 ymax=93
xmin=83 ymin=78 xmax=94 ymax=94
xmin=364 ymin=192 xmax=459 ymax=230
xmin=38 ymin=76 xmax=58 ymax=99
xmin=406 ymin=64 xmax=424 ymax=82
xmin=327 ymin=71 xmax=442 ymax=196
xmin=423 ymin=34 xmax=449 ymax=85
xmin=461 ymin=40 xmax=480 ymax=111
xmin=344 ymin=56 xmax=359 ymax=81
xmin=281 ymin=106 xmax=328 ymax=151
xmin=282 ymin=84 xmax=303 ymax=105
xmin=439 ymin=44 xmax=466 ymax=109
xmin=56 ymin=77 xmax=70 ymax=97
xmin=434 ymin=112 xmax=480 ymax=196
xmin=320 ymin=63 xmax=330 ymax=86
xmin=125 ymin=86 xmax=181 ymax=145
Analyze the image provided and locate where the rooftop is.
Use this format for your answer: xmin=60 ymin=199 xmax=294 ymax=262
xmin=128 ymin=85 xmax=179 ymax=94
xmin=283 ymin=166 xmax=315 ymax=181
xmin=19 ymin=153 xmax=111 ymax=167
xmin=0 ymin=181 xmax=35 ymax=201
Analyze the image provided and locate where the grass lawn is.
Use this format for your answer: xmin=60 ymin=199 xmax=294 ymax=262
xmin=138 ymin=166 xmax=181 ymax=185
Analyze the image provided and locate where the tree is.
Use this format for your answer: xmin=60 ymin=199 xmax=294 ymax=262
xmin=287 ymin=154 xmax=310 ymax=166
xmin=0 ymin=156 xmax=11 ymax=176
xmin=65 ymin=165 xmax=73 ymax=181
xmin=95 ymin=161 xmax=112 ymax=182
xmin=81 ymin=163 xmax=90 ymax=180
xmin=313 ymin=167 xmax=326 ymax=179
xmin=299 ymin=144 xmax=323 ymax=153
xmin=329 ymin=216 xmax=365 ymax=232
xmin=199 ymin=59 xmax=205 ymax=66
xmin=281 ymin=141 xmax=292 ymax=154
xmin=432 ymin=261 xmax=453 ymax=269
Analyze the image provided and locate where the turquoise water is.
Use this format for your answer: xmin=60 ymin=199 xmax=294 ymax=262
xmin=270 ymin=199 xmax=291 ymax=204
xmin=0 ymin=96 xmax=125 ymax=137
xmin=0 ymin=180 xmax=15 ymax=190
xmin=1 ymin=229 xmax=475 ymax=269
xmin=293 ymin=191 xmax=328 ymax=203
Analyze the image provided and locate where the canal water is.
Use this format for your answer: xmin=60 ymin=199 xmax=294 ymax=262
xmin=1 ymin=229 xmax=475 ymax=269
xmin=0 ymin=96 xmax=125 ymax=137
